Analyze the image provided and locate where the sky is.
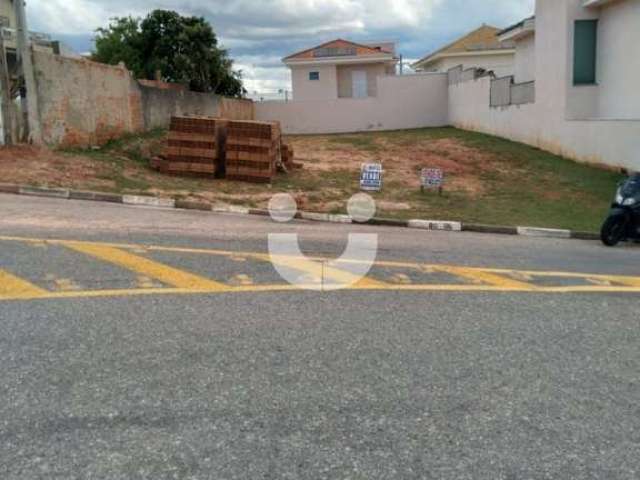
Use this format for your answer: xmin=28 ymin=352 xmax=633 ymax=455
xmin=27 ymin=0 xmax=535 ymax=97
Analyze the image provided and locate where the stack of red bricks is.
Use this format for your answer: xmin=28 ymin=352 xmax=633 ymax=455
xmin=162 ymin=116 xmax=225 ymax=176
xmin=225 ymin=120 xmax=281 ymax=183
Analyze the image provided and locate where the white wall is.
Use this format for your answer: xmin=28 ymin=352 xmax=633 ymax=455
xmin=256 ymin=73 xmax=448 ymax=134
xmin=337 ymin=63 xmax=387 ymax=98
xmin=513 ymin=35 xmax=536 ymax=83
xmin=447 ymin=0 xmax=640 ymax=173
xmin=291 ymin=64 xmax=337 ymax=101
xmin=596 ymin=0 xmax=640 ymax=119
xmin=427 ymin=53 xmax=515 ymax=78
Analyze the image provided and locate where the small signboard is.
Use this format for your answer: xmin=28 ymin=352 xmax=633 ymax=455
xmin=360 ymin=163 xmax=383 ymax=191
xmin=421 ymin=168 xmax=444 ymax=194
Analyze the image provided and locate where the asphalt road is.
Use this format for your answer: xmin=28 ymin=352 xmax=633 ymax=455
xmin=1 ymin=193 xmax=639 ymax=479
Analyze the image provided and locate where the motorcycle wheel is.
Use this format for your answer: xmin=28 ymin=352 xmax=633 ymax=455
xmin=600 ymin=216 xmax=627 ymax=247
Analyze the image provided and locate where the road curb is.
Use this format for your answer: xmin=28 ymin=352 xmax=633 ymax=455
xmin=68 ymin=190 xmax=124 ymax=203
xmin=19 ymin=186 xmax=70 ymax=199
xmin=123 ymin=195 xmax=175 ymax=208
xmin=517 ymin=226 xmax=572 ymax=239
xmin=0 ymin=183 xmax=601 ymax=242
xmin=408 ymin=220 xmax=462 ymax=232
xmin=462 ymin=223 xmax=519 ymax=235
xmin=175 ymin=200 xmax=213 ymax=212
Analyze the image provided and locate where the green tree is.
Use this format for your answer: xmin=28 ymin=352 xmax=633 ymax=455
xmin=92 ymin=10 xmax=245 ymax=97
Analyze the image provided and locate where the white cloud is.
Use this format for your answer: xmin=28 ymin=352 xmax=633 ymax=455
xmin=27 ymin=0 xmax=535 ymax=92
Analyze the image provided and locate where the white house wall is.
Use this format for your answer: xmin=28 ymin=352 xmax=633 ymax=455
xmin=513 ymin=35 xmax=536 ymax=83
xmin=425 ymin=54 xmax=515 ymax=77
xmin=256 ymin=74 xmax=448 ymax=134
xmin=596 ymin=0 xmax=640 ymax=119
xmin=447 ymin=0 xmax=640 ymax=172
xmin=291 ymin=64 xmax=338 ymax=101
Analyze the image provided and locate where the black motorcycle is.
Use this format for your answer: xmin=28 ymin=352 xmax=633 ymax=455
xmin=601 ymin=174 xmax=640 ymax=246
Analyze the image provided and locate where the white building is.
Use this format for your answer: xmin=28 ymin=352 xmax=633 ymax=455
xmin=257 ymin=0 xmax=639 ymax=170
xmin=448 ymin=0 xmax=640 ymax=171
xmin=412 ymin=25 xmax=515 ymax=78
xmin=282 ymin=39 xmax=398 ymax=101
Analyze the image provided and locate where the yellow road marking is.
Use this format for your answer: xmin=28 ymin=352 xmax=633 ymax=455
xmin=65 ymin=243 xmax=227 ymax=291
xmin=0 ymin=269 xmax=48 ymax=299
xmin=609 ymin=275 xmax=640 ymax=288
xmin=2 ymin=234 xmax=639 ymax=286
xmin=433 ymin=265 xmax=537 ymax=290
xmin=254 ymin=253 xmax=387 ymax=289
xmin=1 ymin=235 xmax=640 ymax=302
xmin=1 ymin=283 xmax=640 ymax=303
xmin=231 ymin=274 xmax=254 ymax=286
xmin=53 ymin=278 xmax=82 ymax=292
xmin=390 ymin=273 xmax=412 ymax=284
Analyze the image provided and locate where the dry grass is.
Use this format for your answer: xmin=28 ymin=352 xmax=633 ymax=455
xmin=0 ymin=127 xmax=623 ymax=231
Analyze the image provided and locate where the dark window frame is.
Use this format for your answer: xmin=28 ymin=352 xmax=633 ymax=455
xmin=309 ymin=71 xmax=320 ymax=81
xmin=573 ymin=19 xmax=598 ymax=86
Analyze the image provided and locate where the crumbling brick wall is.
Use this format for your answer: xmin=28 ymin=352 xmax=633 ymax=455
xmin=32 ymin=51 xmax=255 ymax=147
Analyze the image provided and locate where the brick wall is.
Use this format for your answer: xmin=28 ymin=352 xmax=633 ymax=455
xmin=32 ymin=51 xmax=255 ymax=147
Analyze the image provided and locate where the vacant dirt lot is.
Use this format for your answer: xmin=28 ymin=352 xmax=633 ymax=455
xmin=0 ymin=128 xmax=622 ymax=231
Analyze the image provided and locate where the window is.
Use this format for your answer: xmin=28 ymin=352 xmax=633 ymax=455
xmin=573 ymin=20 xmax=598 ymax=85
xmin=309 ymin=71 xmax=320 ymax=81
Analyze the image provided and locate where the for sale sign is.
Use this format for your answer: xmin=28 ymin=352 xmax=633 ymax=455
xmin=421 ymin=168 xmax=444 ymax=190
xmin=360 ymin=163 xmax=383 ymax=191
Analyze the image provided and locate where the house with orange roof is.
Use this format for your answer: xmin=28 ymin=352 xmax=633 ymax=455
xmin=282 ymin=39 xmax=399 ymax=101
xmin=412 ymin=25 xmax=515 ymax=77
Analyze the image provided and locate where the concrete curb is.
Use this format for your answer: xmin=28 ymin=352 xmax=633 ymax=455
xmin=123 ymin=195 xmax=175 ymax=208
xmin=69 ymin=190 xmax=123 ymax=203
xmin=408 ymin=220 xmax=462 ymax=232
xmin=19 ymin=186 xmax=70 ymax=199
xmin=462 ymin=223 xmax=519 ymax=235
xmin=0 ymin=183 xmax=601 ymax=242
xmin=517 ymin=226 xmax=571 ymax=239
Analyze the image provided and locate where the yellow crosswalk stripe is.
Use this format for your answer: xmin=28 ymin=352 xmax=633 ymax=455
xmin=0 ymin=269 xmax=48 ymax=299
xmin=434 ymin=265 xmax=536 ymax=290
xmin=65 ymin=243 xmax=228 ymax=291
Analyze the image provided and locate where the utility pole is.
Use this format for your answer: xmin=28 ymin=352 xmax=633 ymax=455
xmin=13 ymin=0 xmax=42 ymax=144
xmin=0 ymin=25 xmax=16 ymax=145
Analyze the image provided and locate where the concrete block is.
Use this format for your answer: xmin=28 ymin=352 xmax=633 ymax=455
xmin=175 ymin=200 xmax=212 ymax=211
xmin=0 ymin=183 xmax=20 ymax=194
xmin=301 ymin=212 xmax=330 ymax=222
xmin=408 ymin=220 xmax=462 ymax=232
xmin=248 ymin=208 xmax=271 ymax=217
xmin=19 ymin=186 xmax=70 ymax=199
xmin=570 ymin=231 xmax=600 ymax=241
xmin=366 ymin=217 xmax=409 ymax=227
xmin=69 ymin=190 xmax=123 ymax=203
xmin=227 ymin=205 xmax=250 ymax=215
xmin=462 ymin=223 xmax=518 ymax=235
xmin=122 ymin=195 xmax=175 ymax=208
xmin=329 ymin=214 xmax=353 ymax=224
xmin=517 ymin=227 xmax=571 ymax=239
